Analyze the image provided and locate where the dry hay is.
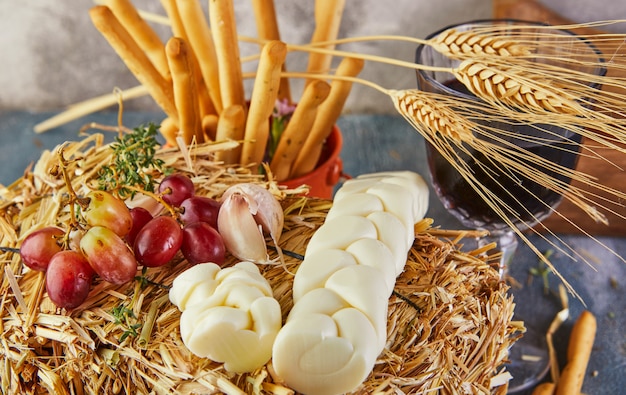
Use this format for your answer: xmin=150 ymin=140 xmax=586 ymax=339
xmin=0 ymin=134 xmax=518 ymax=394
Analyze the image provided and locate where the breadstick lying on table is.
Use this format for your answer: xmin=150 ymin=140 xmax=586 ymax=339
xmin=270 ymin=80 xmax=331 ymax=181
xmin=89 ymin=6 xmax=178 ymax=123
xmin=290 ymin=57 xmax=364 ymax=178
xmin=556 ymin=310 xmax=596 ymax=395
xmin=305 ymin=0 xmax=346 ymax=85
xmin=251 ymin=0 xmax=291 ymax=103
xmin=176 ymin=0 xmax=223 ymax=113
xmin=214 ymin=105 xmax=246 ymax=164
xmin=209 ymin=0 xmax=246 ymax=110
xmin=240 ymin=40 xmax=287 ymax=167
xmin=166 ymin=37 xmax=203 ymax=144
xmin=105 ymin=0 xmax=170 ymax=79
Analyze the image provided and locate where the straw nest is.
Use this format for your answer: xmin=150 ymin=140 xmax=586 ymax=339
xmin=0 ymin=133 xmax=519 ymax=395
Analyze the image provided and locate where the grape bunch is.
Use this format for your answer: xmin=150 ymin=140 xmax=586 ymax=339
xmin=18 ymin=173 xmax=226 ymax=310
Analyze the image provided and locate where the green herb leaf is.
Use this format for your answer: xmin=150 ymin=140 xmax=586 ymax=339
xmin=98 ymin=123 xmax=166 ymax=198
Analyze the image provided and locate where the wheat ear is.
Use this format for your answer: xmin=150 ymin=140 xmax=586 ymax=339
xmin=453 ymin=59 xmax=584 ymax=114
xmin=430 ymin=27 xmax=533 ymax=59
xmin=389 ymin=89 xmax=474 ymax=142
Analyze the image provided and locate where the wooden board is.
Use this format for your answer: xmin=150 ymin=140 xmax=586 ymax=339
xmin=494 ymin=0 xmax=626 ymax=236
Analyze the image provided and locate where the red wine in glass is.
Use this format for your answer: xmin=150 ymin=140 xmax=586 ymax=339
xmin=427 ymin=80 xmax=583 ymax=232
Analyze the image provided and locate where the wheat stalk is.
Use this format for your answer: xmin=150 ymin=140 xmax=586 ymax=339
xmin=429 ymin=26 xmax=533 ymax=58
xmin=453 ymin=59 xmax=584 ymax=114
xmin=390 ymin=89 xmax=474 ymax=142
xmin=386 ymin=87 xmax=626 ymax=295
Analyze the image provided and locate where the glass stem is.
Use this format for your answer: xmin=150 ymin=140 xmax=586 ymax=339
xmin=478 ymin=230 xmax=519 ymax=279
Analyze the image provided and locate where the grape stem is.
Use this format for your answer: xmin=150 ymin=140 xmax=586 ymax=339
xmin=53 ymin=145 xmax=90 ymax=246
xmin=124 ymin=184 xmax=180 ymax=219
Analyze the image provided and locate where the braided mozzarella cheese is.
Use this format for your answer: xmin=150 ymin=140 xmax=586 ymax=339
xmin=169 ymin=261 xmax=281 ymax=373
xmin=272 ymin=171 xmax=429 ymax=395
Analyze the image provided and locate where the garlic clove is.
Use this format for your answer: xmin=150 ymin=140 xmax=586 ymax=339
xmin=218 ymin=191 xmax=270 ymax=263
xmin=221 ymin=183 xmax=284 ymax=242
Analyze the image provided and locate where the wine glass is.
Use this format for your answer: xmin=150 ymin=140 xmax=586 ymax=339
xmin=415 ymin=20 xmax=605 ymax=392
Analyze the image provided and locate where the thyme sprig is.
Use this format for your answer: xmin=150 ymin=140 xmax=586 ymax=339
xmin=111 ymin=304 xmax=142 ymax=343
xmin=98 ymin=123 xmax=166 ymax=198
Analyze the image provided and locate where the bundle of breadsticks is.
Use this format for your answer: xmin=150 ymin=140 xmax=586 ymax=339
xmin=84 ymin=0 xmax=360 ymax=181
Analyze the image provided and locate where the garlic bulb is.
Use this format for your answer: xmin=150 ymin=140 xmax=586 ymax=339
xmin=170 ymin=261 xmax=281 ymax=373
xmin=217 ymin=183 xmax=284 ymax=264
xmin=272 ymin=171 xmax=429 ymax=395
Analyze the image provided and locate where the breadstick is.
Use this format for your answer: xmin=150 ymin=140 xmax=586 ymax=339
xmin=305 ymin=0 xmax=346 ymax=85
xmin=214 ymin=105 xmax=245 ymax=164
xmin=160 ymin=0 xmax=215 ymax=119
xmin=106 ymin=0 xmax=170 ymax=78
xmin=240 ymin=41 xmax=287 ymax=167
xmin=202 ymin=114 xmax=219 ymax=141
xmin=556 ymin=310 xmax=596 ymax=395
xmin=166 ymin=37 xmax=203 ymax=144
xmin=270 ymin=80 xmax=331 ymax=181
xmin=160 ymin=0 xmax=187 ymax=40
xmin=34 ymin=85 xmax=149 ymax=134
xmin=176 ymin=0 xmax=223 ymax=113
xmin=90 ymin=6 xmax=178 ymax=122
xmin=532 ymin=383 xmax=555 ymax=395
xmin=290 ymin=57 xmax=364 ymax=178
xmin=250 ymin=0 xmax=291 ymax=103
xmin=160 ymin=116 xmax=179 ymax=147
xmin=209 ymin=0 xmax=245 ymax=110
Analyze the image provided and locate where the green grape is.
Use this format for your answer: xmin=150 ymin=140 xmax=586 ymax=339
xmin=83 ymin=190 xmax=133 ymax=237
xmin=80 ymin=226 xmax=138 ymax=285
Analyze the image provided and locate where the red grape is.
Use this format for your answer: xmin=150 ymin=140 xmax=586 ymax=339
xmin=125 ymin=206 xmax=154 ymax=246
xmin=20 ymin=226 xmax=65 ymax=272
xmin=181 ymin=222 xmax=226 ymax=266
xmin=46 ymin=250 xmax=94 ymax=309
xmin=83 ymin=190 xmax=132 ymax=237
xmin=80 ymin=226 xmax=138 ymax=284
xmin=158 ymin=174 xmax=195 ymax=207
xmin=133 ymin=216 xmax=183 ymax=267
xmin=179 ymin=196 xmax=221 ymax=229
